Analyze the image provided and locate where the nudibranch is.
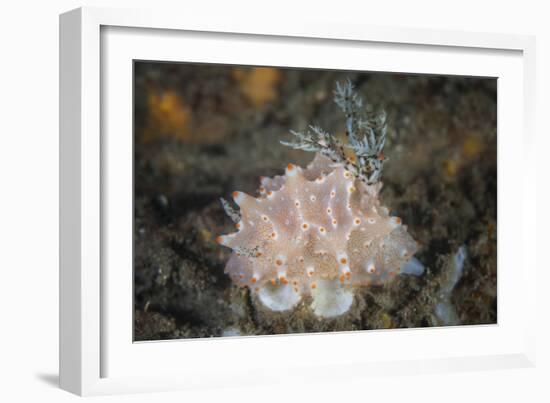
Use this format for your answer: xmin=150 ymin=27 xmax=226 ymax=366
xmin=217 ymin=153 xmax=420 ymax=318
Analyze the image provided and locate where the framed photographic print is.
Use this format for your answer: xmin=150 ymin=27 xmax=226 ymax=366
xmin=60 ymin=6 xmax=537 ymax=396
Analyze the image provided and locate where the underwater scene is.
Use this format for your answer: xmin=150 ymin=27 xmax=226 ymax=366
xmin=133 ymin=62 xmax=497 ymax=340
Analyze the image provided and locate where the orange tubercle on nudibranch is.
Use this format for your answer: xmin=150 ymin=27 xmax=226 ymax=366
xmin=367 ymin=262 xmax=376 ymax=274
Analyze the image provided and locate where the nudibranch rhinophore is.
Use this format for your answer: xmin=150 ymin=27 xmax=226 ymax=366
xmin=217 ymin=154 xmax=421 ymax=318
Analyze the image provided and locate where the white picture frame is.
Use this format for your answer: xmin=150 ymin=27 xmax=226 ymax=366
xmin=59 ymin=6 xmax=537 ymax=396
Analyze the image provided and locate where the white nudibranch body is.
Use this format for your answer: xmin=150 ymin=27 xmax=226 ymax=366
xmin=217 ymin=154 xmax=419 ymax=318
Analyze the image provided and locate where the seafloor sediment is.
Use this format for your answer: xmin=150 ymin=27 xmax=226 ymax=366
xmin=133 ymin=63 xmax=497 ymax=340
